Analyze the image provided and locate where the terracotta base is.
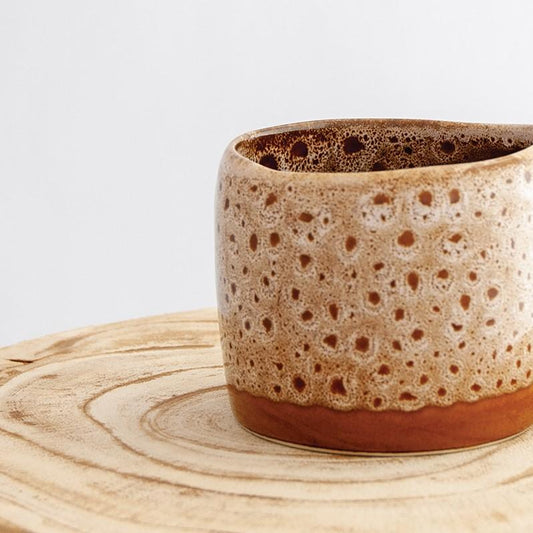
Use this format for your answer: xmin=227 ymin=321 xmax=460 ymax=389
xmin=227 ymin=384 xmax=533 ymax=454
xmin=241 ymin=426 xmax=530 ymax=456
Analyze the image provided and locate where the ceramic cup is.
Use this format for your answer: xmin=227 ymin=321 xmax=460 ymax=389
xmin=215 ymin=119 xmax=533 ymax=453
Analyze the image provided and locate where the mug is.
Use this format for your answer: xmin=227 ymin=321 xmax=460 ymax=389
xmin=215 ymin=119 xmax=533 ymax=453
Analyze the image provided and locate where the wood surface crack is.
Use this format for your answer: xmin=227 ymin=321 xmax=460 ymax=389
xmin=105 ymin=344 xmax=215 ymax=355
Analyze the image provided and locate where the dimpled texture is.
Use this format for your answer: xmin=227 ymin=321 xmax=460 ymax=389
xmin=216 ymin=119 xmax=533 ymax=412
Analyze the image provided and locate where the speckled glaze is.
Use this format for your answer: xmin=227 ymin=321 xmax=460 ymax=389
xmin=215 ymin=119 xmax=533 ymax=452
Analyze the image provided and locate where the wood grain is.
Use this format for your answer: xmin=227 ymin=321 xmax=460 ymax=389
xmin=0 ymin=308 xmax=532 ymax=532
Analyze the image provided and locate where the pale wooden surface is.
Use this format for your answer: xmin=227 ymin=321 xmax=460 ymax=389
xmin=0 ymin=308 xmax=532 ymax=532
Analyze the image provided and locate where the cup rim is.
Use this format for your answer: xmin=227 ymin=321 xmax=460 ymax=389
xmin=226 ymin=118 xmax=533 ymax=180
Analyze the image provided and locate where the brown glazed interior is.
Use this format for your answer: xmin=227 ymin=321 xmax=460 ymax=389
xmin=236 ymin=119 xmax=533 ymax=173
xmin=218 ymin=119 xmax=533 ymax=454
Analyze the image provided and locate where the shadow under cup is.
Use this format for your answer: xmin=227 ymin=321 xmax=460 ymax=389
xmin=215 ymin=119 xmax=533 ymax=453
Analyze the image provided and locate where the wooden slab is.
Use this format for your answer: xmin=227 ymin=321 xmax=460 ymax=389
xmin=0 ymin=308 xmax=532 ymax=532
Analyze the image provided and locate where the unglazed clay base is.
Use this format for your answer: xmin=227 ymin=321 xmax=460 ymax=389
xmin=241 ymin=423 xmax=529 ymax=457
xmin=228 ymin=384 xmax=533 ymax=454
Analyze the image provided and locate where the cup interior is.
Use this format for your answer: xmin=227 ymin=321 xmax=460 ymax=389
xmin=236 ymin=120 xmax=533 ymax=173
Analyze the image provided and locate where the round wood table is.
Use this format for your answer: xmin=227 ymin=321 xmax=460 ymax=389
xmin=0 ymin=308 xmax=531 ymax=532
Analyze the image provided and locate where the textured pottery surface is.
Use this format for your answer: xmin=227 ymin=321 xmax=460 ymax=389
xmin=215 ymin=119 xmax=533 ymax=451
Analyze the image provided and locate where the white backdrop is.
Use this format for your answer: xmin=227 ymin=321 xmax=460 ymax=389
xmin=2 ymin=0 xmax=533 ymax=347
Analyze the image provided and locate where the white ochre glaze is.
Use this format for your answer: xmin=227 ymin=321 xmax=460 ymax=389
xmin=215 ymin=119 xmax=533 ymax=412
